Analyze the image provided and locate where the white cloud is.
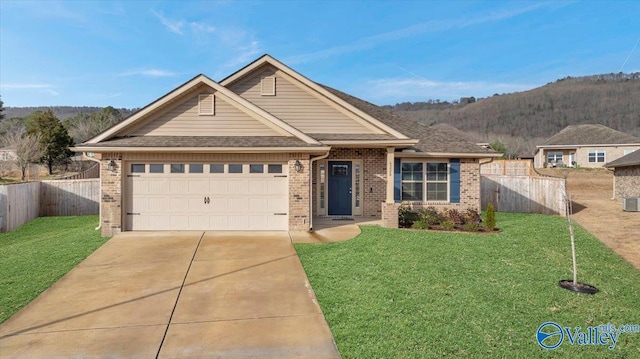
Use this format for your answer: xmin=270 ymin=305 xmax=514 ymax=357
xmin=358 ymin=77 xmax=537 ymax=104
xmin=286 ymin=2 xmax=559 ymax=64
xmin=224 ymin=41 xmax=262 ymax=68
xmin=118 ymin=69 xmax=179 ymax=78
xmin=151 ymin=10 xmax=216 ymax=36
xmin=152 ymin=9 xmax=184 ymax=35
xmin=0 ymin=83 xmax=54 ymax=89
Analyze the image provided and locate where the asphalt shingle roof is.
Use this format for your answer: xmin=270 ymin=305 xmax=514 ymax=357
xmin=605 ymin=149 xmax=640 ymax=168
xmin=320 ymin=84 xmax=497 ymax=154
xmin=541 ymin=124 xmax=640 ymax=146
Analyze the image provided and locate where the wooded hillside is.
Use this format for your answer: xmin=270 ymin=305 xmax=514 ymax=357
xmin=388 ymin=73 xmax=640 ymax=139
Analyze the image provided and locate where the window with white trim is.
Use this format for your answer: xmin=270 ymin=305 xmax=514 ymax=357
xmin=401 ymin=161 xmax=449 ymax=202
xmin=588 ymin=151 xmax=605 ymax=163
xmin=547 ymin=152 xmax=563 ymax=163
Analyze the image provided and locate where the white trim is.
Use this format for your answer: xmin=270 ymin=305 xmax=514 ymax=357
xmin=400 ymin=159 xmax=451 ymax=203
xmin=396 ymin=151 xmax=502 ymax=158
xmin=198 ymin=94 xmax=214 ymax=115
xmin=74 ymin=146 xmax=332 ymax=154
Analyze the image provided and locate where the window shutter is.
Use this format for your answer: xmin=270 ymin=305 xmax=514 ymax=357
xmin=261 ymin=76 xmax=276 ymax=96
xmin=198 ymin=94 xmax=214 ymax=115
xmin=394 ymin=158 xmax=401 ymax=203
xmin=450 ymin=159 xmax=460 ymax=203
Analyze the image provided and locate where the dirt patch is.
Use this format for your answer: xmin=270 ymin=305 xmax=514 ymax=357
xmin=538 ymin=168 xmax=640 ymax=270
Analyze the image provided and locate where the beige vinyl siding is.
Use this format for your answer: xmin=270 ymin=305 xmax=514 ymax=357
xmin=128 ymin=88 xmax=280 ymax=137
xmin=229 ymin=65 xmax=378 ymax=134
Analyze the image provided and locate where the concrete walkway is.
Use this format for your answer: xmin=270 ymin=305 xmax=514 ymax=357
xmin=0 ymin=231 xmax=341 ymax=358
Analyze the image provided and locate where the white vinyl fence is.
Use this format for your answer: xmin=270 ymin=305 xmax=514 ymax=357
xmin=0 ymin=179 xmax=99 ymax=232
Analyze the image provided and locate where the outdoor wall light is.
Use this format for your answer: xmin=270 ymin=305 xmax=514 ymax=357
xmin=108 ymin=160 xmax=116 ymax=172
xmin=294 ymin=160 xmax=302 ymax=172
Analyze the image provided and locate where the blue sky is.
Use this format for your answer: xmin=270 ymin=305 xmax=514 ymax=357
xmin=1 ymin=0 xmax=639 ymax=108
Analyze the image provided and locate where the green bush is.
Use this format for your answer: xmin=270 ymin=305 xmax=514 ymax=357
xmin=485 ymin=204 xmax=496 ymax=231
xmin=420 ymin=206 xmax=444 ymax=226
xmin=442 ymin=221 xmax=455 ymax=230
xmin=412 ymin=220 xmax=428 ymax=229
xmin=398 ymin=203 xmax=419 ymax=228
xmin=463 ymin=223 xmax=480 ymax=232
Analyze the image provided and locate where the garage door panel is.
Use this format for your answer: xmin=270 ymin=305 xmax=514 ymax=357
xmin=126 ymin=162 xmax=288 ymax=231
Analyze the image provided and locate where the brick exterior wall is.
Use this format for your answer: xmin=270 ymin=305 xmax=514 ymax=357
xmin=288 ymin=153 xmax=311 ymax=231
xmin=381 ymin=158 xmax=482 ymax=228
xmin=100 ymin=153 xmax=123 ymax=237
xmin=311 ymin=148 xmax=387 ymax=219
xmin=614 ymin=165 xmax=640 ymax=198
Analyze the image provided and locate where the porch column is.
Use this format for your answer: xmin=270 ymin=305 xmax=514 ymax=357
xmin=386 ymin=147 xmax=395 ymax=202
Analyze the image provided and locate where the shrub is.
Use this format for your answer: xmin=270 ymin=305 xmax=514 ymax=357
xmin=463 ymin=223 xmax=480 ymax=232
xmin=462 ymin=208 xmax=482 ymax=225
xmin=412 ymin=220 xmax=428 ymax=229
xmin=445 ymin=208 xmax=464 ymax=225
xmin=420 ymin=206 xmax=444 ymax=226
xmin=485 ymin=204 xmax=496 ymax=231
xmin=398 ymin=203 xmax=419 ymax=228
xmin=441 ymin=221 xmax=455 ymax=230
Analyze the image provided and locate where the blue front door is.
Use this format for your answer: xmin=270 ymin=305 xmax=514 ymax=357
xmin=328 ymin=161 xmax=352 ymax=215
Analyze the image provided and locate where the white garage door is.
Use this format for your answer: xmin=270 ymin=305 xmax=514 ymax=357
xmin=125 ymin=162 xmax=288 ymax=231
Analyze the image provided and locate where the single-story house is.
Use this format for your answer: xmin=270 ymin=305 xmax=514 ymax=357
xmin=74 ymin=55 xmax=500 ymax=236
xmin=534 ymin=124 xmax=640 ymax=168
xmin=604 ymin=149 xmax=640 ymax=200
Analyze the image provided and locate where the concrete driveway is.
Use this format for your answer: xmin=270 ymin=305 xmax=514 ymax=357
xmin=0 ymin=231 xmax=341 ymax=358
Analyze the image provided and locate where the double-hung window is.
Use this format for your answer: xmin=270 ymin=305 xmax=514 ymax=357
xmin=401 ymin=161 xmax=449 ymax=202
xmin=588 ymin=151 xmax=605 ymax=163
xmin=547 ymin=152 xmax=563 ymax=164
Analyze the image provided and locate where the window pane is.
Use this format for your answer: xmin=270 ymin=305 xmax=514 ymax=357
xmin=268 ymin=164 xmax=283 ymax=173
xmin=401 ymin=182 xmax=423 ymax=201
xmin=427 ymin=183 xmax=448 ymax=201
xmin=427 ymin=162 xmax=447 ymax=181
xmin=319 ymin=164 xmax=325 ymax=209
xmin=250 ymin=164 xmax=264 ymax=173
xmin=131 ymin=164 xmax=145 ymax=173
xmin=170 ymin=164 xmax=185 ymax=173
xmin=401 ymin=162 xmax=422 ymax=181
xmin=149 ymin=164 xmax=164 ymax=173
xmin=210 ymin=164 xmax=224 ymax=173
xmin=189 ymin=164 xmax=204 ymax=173
xmin=331 ymin=164 xmax=348 ymax=176
xmin=355 ymin=164 xmax=361 ymax=208
xmin=228 ymin=164 xmax=243 ymax=173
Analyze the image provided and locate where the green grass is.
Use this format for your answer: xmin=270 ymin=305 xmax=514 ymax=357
xmin=0 ymin=216 xmax=109 ymax=323
xmin=295 ymin=213 xmax=640 ymax=358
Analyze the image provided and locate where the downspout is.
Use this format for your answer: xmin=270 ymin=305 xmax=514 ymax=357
xmin=308 ymin=151 xmax=331 ymax=232
xmin=84 ymin=153 xmax=102 ymax=231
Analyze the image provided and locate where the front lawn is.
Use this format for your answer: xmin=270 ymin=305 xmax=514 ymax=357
xmin=295 ymin=213 xmax=640 ymax=358
xmin=0 ymin=216 xmax=109 ymax=323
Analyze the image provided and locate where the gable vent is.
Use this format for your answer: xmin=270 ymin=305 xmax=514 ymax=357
xmin=261 ymin=76 xmax=276 ymax=96
xmin=198 ymin=94 xmax=214 ymax=115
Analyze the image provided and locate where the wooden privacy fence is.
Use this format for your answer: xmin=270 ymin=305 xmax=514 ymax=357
xmin=59 ymin=162 xmax=100 ymax=180
xmin=481 ymin=175 xmax=566 ymax=216
xmin=481 ymin=159 xmax=535 ymax=176
xmin=0 ymin=179 xmax=99 ymax=232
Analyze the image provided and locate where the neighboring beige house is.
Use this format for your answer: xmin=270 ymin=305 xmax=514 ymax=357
xmin=74 ymin=55 xmax=500 ymax=236
xmin=534 ymin=124 xmax=640 ymax=168
xmin=604 ymin=149 xmax=640 ymax=200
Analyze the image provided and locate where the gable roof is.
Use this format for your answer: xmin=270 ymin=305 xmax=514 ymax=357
xmin=538 ymin=124 xmax=640 ymax=147
xmin=321 ymin=85 xmax=498 ymax=155
xmin=605 ymin=149 xmax=640 ymax=168
xmin=84 ymin=74 xmax=320 ymax=145
xmin=220 ymin=54 xmax=409 ymax=140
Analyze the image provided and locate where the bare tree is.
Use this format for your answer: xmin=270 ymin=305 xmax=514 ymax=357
xmin=1 ymin=128 xmax=43 ymax=181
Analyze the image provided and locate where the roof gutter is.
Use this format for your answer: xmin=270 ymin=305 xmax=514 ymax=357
xmin=308 ymin=150 xmax=331 ymax=232
xmin=71 ymin=146 xmax=332 ymax=154
xmin=396 ymin=152 xmax=503 ymax=158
